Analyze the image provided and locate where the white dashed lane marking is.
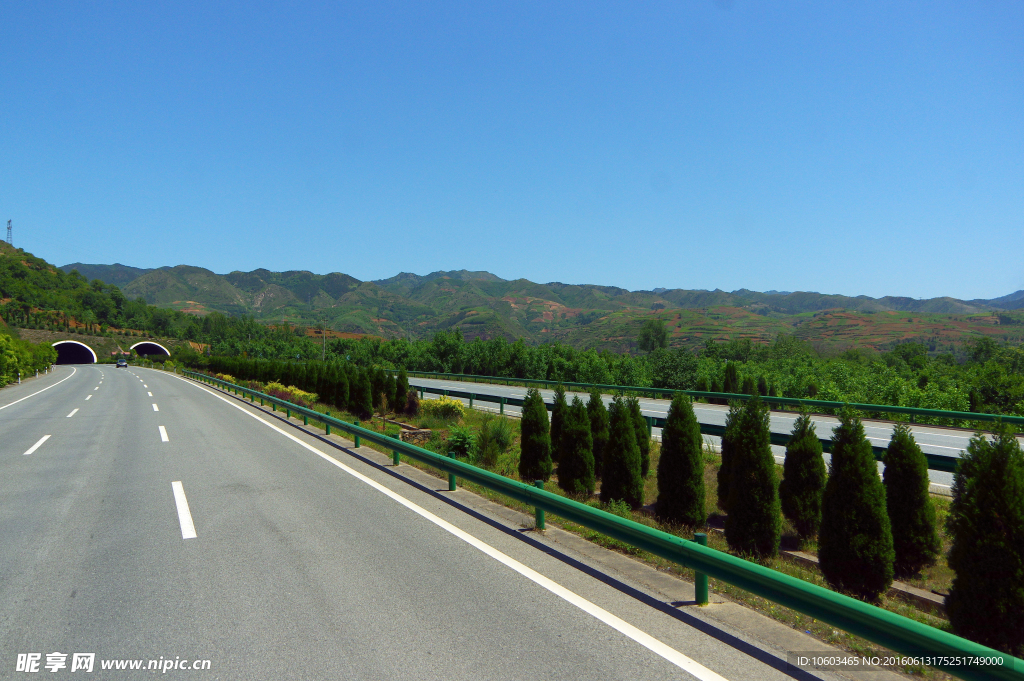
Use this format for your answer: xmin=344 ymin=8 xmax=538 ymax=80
xmin=23 ymin=435 xmax=51 ymax=456
xmin=66 ymin=409 xmax=79 ymax=418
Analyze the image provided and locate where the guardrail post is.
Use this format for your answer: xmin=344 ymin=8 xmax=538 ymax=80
xmin=470 ymin=393 xmax=474 ymax=409
xmin=303 ymin=414 xmax=308 ymax=426
xmin=500 ymin=397 xmax=505 ymax=415
xmin=646 ymin=416 xmax=653 ymax=439
xmin=260 ymin=397 xmax=264 ymax=406
xmin=272 ymin=402 xmax=276 ymax=412
xmin=419 ymin=387 xmax=424 ymax=399
xmin=354 ymin=421 xmax=360 ymax=448
xmin=694 ymin=533 xmax=709 ymax=605
xmin=534 ymin=480 xmax=545 ymax=530
xmin=392 ymin=449 xmax=400 ymax=466
xmin=286 ymin=407 xmax=291 ymax=419
xmin=448 ymin=452 xmax=457 ymax=491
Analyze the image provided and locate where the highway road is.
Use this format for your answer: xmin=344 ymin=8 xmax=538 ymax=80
xmin=1 ymin=364 xmax=875 ymax=680
xmin=405 ymin=377 xmax=1012 ymax=490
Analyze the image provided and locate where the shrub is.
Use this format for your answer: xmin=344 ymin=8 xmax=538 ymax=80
xmin=724 ymin=395 xmax=780 ymax=557
xmin=741 ymin=376 xmax=757 ymax=396
xmin=446 ymin=425 xmax=476 ymax=460
xmin=945 ymin=426 xmax=1024 ymax=655
xmin=557 ymin=397 xmax=595 ymax=496
xmin=716 ymin=403 xmax=742 ymax=512
xmin=818 ymin=408 xmax=894 ymax=600
xmin=586 ymin=389 xmax=609 ymax=478
xmin=518 ymin=388 xmax=552 ymax=482
xmin=656 ymin=394 xmax=705 ymax=526
xmin=723 ymin=362 xmax=739 ymax=394
xmin=883 ymin=423 xmax=940 ymax=577
xmin=421 ymin=395 xmax=466 ymax=420
xmin=478 ymin=416 xmax=515 ymax=467
xmin=626 ymin=396 xmax=651 ymax=478
xmin=600 ymin=396 xmax=644 ymax=509
xmin=779 ymin=412 xmax=826 ymax=540
xmin=264 ymin=382 xmax=318 ymax=408
xmin=550 ymin=385 xmax=568 ymax=464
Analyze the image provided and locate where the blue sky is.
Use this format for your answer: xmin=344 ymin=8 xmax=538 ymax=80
xmin=2 ymin=2 xmax=1021 ymax=300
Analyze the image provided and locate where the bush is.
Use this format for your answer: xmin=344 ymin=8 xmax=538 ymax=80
xmin=883 ymin=423 xmax=939 ymax=577
xmin=723 ymin=362 xmax=739 ymax=394
xmin=394 ymin=369 xmax=409 ymax=413
xmin=478 ymin=416 xmax=514 ymax=467
xmin=518 ymin=388 xmax=552 ymax=482
xmin=600 ymin=396 xmax=644 ymax=509
xmin=420 ymin=395 xmax=466 ymax=420
xmin=656 ymin=394 xmax=705 ymax=526
xmin=587 ymin=389 xmax=609 ymax=478
xmin=779 ymin=413 xmax=826 ymax=540
xmin=818 ymin=408 xmax=894 ymax=600
xmin=945 ymin=425 xmax=1024 ymax=655
xmin=724 ymin=395 xmax=780 ymax=557
xmin=716 ymin=403 xmax=742 ymax=512
xmin=446 ymin=425 xmax=476 ymax=460
xmin=557 ymin=397 xmax=595 ymax=496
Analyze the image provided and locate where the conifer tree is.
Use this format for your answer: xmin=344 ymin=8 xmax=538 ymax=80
xmin=586 ymin=389 xmax=609 ymax=478
xmin=716 ymin=403 xmax=742 ymax=512
xmin=383 ymin=372 xmax=397 ymax=412
xmin=741 ymin=376 xmax=757 ymax=396
xmin=724 ymin=395 xmax=781 ymax=556
xmin=394 ymin=368 xmax=409 ymax=414
xmin=600 ymin=397 xmax=644 ymax=509
xmin=723 ymin=362 xmax=740 ymax=395
xmin=518 ymin=388 xmax=552 ymax=482
xmin=818 ymin=408 xmax=894 ymax=600
xmin=779 ymin=413 xmax=826 ymax=540
xmin=757 ymin=375 xmax=769 ymax=398
xmin=550 ymin=385 xmax=568 ymax=464
xmin=946 ymin=426 xmax=1024 ymax=655
xmin=557 ymin=397 xmax=595 ymax=495
xmin=883 ymin=423 xmax=940 ymax=577
xmin=656 ymin=394 xmax=705 ymax=526
xmin=626 ymin=396 xmax=651 ymax=479
xmin=352 ymin=369 xmax=373 ymax=420
xmin=332 ymin=366 xmax=349 ymax=413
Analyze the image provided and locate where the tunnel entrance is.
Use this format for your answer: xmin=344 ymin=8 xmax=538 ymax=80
xmin=130 ymin=341 xmax=171 ymax=357
xmin=53 ymin=340 xmax=97 ymax=364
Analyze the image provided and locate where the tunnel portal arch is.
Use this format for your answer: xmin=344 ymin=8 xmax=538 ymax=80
xmin=130 ymin=341 xmax=171 ymax=357
xmin=53 ymin=340 xmax=98 ymax=364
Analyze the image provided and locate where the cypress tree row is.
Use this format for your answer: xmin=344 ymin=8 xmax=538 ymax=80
xmin=883 ymin=423 xmax=940 ymax=577
xmin=656 ymin=394 xmax=706 ymax=526
xmin=818 ymin=408 xmax=894 ymax=600
xmin=394 ymin=368 xmax=409 ymax=414
xmin=724 ymin=395 xmax=780 ymax=557
xmin=945 ymin=426 xmax=1024 ymax=655
xmin=550 ymin=385 xmax=568 ymax=465
xmin=586 ymin=389 xmax=609 ymax=478
xmin=383 ymin=372 xmax=397 ymax=412
xmin=332 ymin=367 xmax=349 ymax=413
xmin=779 ymin=413 xmax=826 ymax=541
xmin=557 ymin=397 xmax=595 ymax=496
xmin=716 ymin=403 xmax=742 ymax=512
xmin=741 ymin=376 xmax=757 ymax=396
xmin=600 ymin=396 xmax=644 ymax=509
xmin=352 ymin=369 xmax=373 ymax=419
xmin=626 ymin=396 xmax=651 ymax=479
xmin=518 ymin=388 xmax=553 ymax=482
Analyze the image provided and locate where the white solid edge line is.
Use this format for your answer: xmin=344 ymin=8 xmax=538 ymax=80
xmin=66 ymin=408 xmax=79 ymax=418
xmin=159 ymin=425 xmax=169 ymax=442
xmin=152 ymin=403 xmax=159 ymax=411
xmin=171 ymin=481 xmax=197 ymax=539
xmin=171 ymin=374 xmax=729 ymax=681
xmin=23 ymin=435 xmax=52 ymax=456
xmin=0 ymin=367 xmax=78 ymax=411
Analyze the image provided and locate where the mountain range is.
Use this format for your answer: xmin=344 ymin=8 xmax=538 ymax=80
xmin=60 ymin=262 xmax=1024 ymax=351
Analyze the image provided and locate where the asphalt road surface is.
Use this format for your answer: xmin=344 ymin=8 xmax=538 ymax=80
xmin=3 ymin=364 xmax=866 ymax=680
xmin=405 ymin=377 xmax=1016 ymax=490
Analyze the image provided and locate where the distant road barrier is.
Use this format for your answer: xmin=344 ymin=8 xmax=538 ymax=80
xmin=404 ymin=370 xmax=1024 ymax=428
xmin=183 ymin=368 xmax=1022 ymax=681
xmin=405 ymin=380 xmax=963 ymax=473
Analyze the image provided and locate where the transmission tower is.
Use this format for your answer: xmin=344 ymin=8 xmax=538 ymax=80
xmin=5 ymin=220 xmax=10 ymax=245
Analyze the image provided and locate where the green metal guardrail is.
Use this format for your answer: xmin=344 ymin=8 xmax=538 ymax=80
xmin=184 ymin=368 xmax=1021 ymax=680
xmin=407 ymin=382 xmax=962 ymax=473
xmin=404 ymin=370 xmax=1024 ymax=428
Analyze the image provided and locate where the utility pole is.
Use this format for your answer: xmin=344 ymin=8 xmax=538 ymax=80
xmin=6 ymin=220 xmax=11 ymax=245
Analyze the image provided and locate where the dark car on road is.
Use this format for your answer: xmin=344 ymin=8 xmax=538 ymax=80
xmin=116 ymin=358 xmax=128 ymax=368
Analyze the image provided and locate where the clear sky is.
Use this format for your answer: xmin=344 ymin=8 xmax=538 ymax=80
xmin=2 ymin=2 xmax=1021 ymax=300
